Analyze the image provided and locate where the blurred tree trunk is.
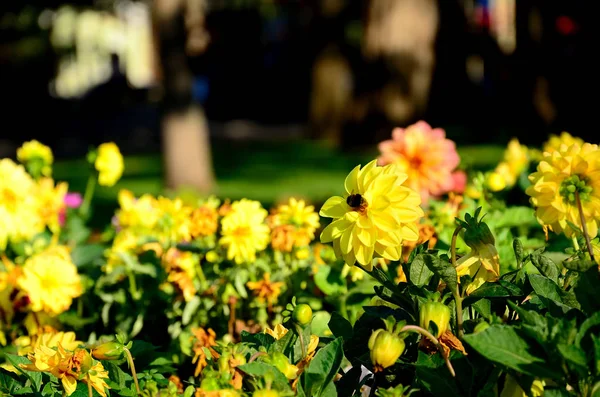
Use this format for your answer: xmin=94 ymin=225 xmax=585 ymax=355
xmin=152 ymin=0 xmax=214 ymax=193
xmin=363 ymin=0 xmax=439 ymax=126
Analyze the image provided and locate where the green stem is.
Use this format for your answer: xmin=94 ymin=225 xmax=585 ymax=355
xmin=401 ymin=325 xmax=456 ymax=377
xmin=571 ymin=237 xmax=580 ymax=251
xmin=575 ymin=191 xmax=595 ymax=263
xmin=87 ymin=377 xmax=93 ymax=397
xmin=124 ymin=347 xmax=140 ymax=395
xmin=127 ymin=270 xmax=141 ymax=300
xmin=450 ymin=226 xmax=464 ymax=338
xmin=295 ymin=324 xmax=306 ymax=359
xmin=79 ymin=173 xmax=97 ymax=219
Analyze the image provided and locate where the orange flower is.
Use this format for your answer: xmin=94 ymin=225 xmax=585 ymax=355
xmin=190 ymin=205 xmax=219 ymax=238
xmin=246 ymin=273 xmax=284 ymax=305
xmin=271 ymin=225 xmax=296 ymax=252
xmin=401 ymin=223 xmax=437 ymax=261
xmin=378 ymin=121 xmax=461 ymax=202
xmin=191 ymin=327 xmax=220 ymax=377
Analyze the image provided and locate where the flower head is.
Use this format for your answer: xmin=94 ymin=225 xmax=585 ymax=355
xmin=270 ymin=198 xmax=320 ymax=246
xmin=219 ymin=199 xmax=270 ymax=264
xmin=191 ymin=327 xmax=220 ymax=377
xmin=526 ymin=143 xmax=600 ymax=238
xmin=320 ymin=160 xmax=423 ymax=270
xmin=190 ymin=205 xmax=219 ymax=238
xmin=377 ymin=121 xmax=461 ymax=201
xmin=456 ymin=243 xmax=500 ymax=295
xmin=17 ymin=140 xmax=53 ymax=177
xmin=543 ymin=131 xmax=584 ymax=154
xmin=489 ymin=138 xmax=529 ymax=189
xmin=18 ymin=245 xmax=83 ymax=316
xmin=246 ymin=273 xmax=284 ymax=305
xmin=163 ymin=248 xmax=198 ymax=302
xmin=94 ymin=142 xmax=124 ymax=187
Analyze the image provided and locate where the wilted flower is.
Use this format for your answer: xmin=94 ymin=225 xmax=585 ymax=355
xmin=219 ymin=199 xmax=270 ymax=264
xmin=18 ymin=245 xmax=82 ymax=316
xmin=526 ymin=142 xmax=600 ymax=238
xmin=162 ymin=248 xmax=198 ymax=302
xmin=191 ymin=327 xmax=220 ymax=377
xmin=190 ymin=205 xmax=219 ymax=238
xmin=17 ymin=140 xmax=54 ymax=177
xmin=320 ymin=160 xmax=423 ymax=269
xmin=377 ymin=121 xmax=461 ymax=202
xmin=94 ymin=142 xmax=124 ymax=186
xmin=270 ymin=224 xmax=296 ymax=252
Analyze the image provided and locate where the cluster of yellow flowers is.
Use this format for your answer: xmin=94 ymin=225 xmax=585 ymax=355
xmin=527 ymin=132 xmax=600 ymax=239
xmin=486 ymin=138 xmax=530 ymax=192
xmin=0 ymin=156 xmax=67 ymax=250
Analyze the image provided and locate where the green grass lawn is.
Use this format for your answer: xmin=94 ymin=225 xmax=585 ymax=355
xmin=53 ymin=140 xmax=504 ymax=225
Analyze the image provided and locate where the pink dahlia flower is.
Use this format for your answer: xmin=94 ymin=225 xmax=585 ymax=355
xmin=377 ymin=121 xmax=461 ymax=202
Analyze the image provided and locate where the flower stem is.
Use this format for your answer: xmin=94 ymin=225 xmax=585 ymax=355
xmin=451 ymin=226 xmax=464 ymax=338
xmin=401 ymin=325 xmax=456 ymax=377
xmin=575 ymin=191 xmax=595 ymax=262
xmin=295 ymin=324 xmax=306 ymax=359
xmin=124 ymin=347 xmax=140 ymax=395
xmin=248 ymin=351 xmax=267 ymax=363
xmin=87 ymin=378 xmax=93 ymax=397
xmin=79 ymin=173 xmax=96 ymax=219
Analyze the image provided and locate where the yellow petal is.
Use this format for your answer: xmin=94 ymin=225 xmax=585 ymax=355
xmin=357 ymin=227 xmax=376 ymax=247
xmin=320 ymin=196 xmax=349 ymax=218
xmin=340 ymin=227 xmax=354 ymax=254
xmin=62 ymin=376 xmax=77 ymax=396
xmin=345 ymin=165 xmax=361 ymax=195
xmin=320 ymin=218 xmax=353 ymax=242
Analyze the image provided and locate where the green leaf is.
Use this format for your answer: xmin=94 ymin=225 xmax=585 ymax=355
xmin=234 ymin=268 xmax=249 ymax=299
xmin=68 ymin=382 xmax=90 ymax=397
xmin=530 ymin=250 xmax=559 ymax=283
xmin=574 ymin=268 xmax=600 ymax=315
xmin=463 ymin=325 xmax=560 ymax=378
xmin=528 ymin=274 xmax=563 ymax=303
xmin=422 ymin=254 xmax=457 ymax=293
xmin=70 ymin=244 xmax=105 ymax=267
xmin=467 ymin=280 xmax=523 ymax=300
xmin=471 ymin=299 xmax=492 ymax=320
xmin=576 ymin=312 xmax=600 ymax=346
xmin=237 ymin=362 xmax=291 ymax=391
xmin=563 ymin=259 xmax=596 ymax=272
xmin=303 ymin=337 xmax=344 ymax=397
xmin=543 ymin=390 xmax=570 ymax=397
xmin=241 ymin=331 xmax=275 ymax=350
xmin=415 ymin=352 xmax=460 ymax=396
xmin=409 ymin=254 xmax=434 ymax=286
xmin=557 ymin=344 xmax=587 ymax=368
xmin=328 ymin=312 xmax=353 ymax=341
xmin=592 ymin=335 xmax=600 ymax=375
xmin=314 ymin=265 xmax=347 ymax=296
xmin=4 ymin=354 xmax=42 ymax=392
xmin=182 ymin=296 xmax=201 ymax=326
xmin=311 ymin=311 xmax=332 ymax=338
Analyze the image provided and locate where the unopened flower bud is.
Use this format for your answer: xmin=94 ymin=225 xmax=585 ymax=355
xmin=419 ymin=302 xmax=451 ymax=338
xmin=368 ymin=329 xmax=405 ymax=371
xmin=292 ymin=304 xmax=312 ymax=326
xmin=92 ymin=341 xmax=124 ymax=360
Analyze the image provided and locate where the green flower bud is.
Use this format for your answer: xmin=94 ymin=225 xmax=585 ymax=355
xmin=218 ymin=353 xmax=232 ymax=373
xmin=474 ymin=321 xmax=490 ymax=333
xmin=461 ymin=208 xmax=495 ymax=249
xmin=92 ymin=341 xmax=124 ymax=360
xmin=233 ymin=353 xmax=246 ymax=366
xmin=368 ymin=329 xmax=405 ymax=371
xmin=419 ymin=302 xmax=451 ymax=338
xmin=513 ymin=238 xmax=524 ymax=264
xmin=74 ymin=349 xmax=94 ymax=376
xmin=292 ymin=304 xmax=313 ymax=326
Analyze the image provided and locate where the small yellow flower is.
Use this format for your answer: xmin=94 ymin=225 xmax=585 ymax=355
xmin=526 ymin=142 xmax=600 ymax=238
xmin=246 ymin=273 xmax=284 ymax=305
xmin=18 ymin=245 xmax=83 ymax=316
xmin=320 ymin=160 xmax=424 ymax=270
xmin=486 ymin=170 xmax=507 ymax=192
xmin=543 ymin=131 xmax=584 ymax=154
xmin=36 ymin=178 xmax=68 ymax=234
xmin=155 ymin=197 xmax=193 ymax=243
xmin=95 ymin=142 xmax=124 ymax=187
xmin=116 ymin=190 xmax=159 ymax=231
xmin=270 ymin=198 xmax=320 ymax=246
xmin=219 ymin=199 xmax=270 ymax=264
xmin=455 ymin=242 xmax=500 ymax=295
xmin=190 ymin=205 xmax=219 ymax=238
xmin=264 ymin=323 xmax=288 ymax=340
xmin=17 ymin=140 xmax=54 ymax=177
xmin=84 ymin=361 xmax=110 ymax=397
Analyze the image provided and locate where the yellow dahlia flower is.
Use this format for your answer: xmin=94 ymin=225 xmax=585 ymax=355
xmin=320 ymin=160 xmax=423 ymax=269
xmin=455 ymin=242 xmax=500 ymax=295
xmin=95 ymin=142 xmax=124 ymax=186
xmin=155 ymin=197 xmax=193 ymax=243
xmin=271 ymin=198 xmax=320 ymax=246
xmin=36 ymin=177 xmax=68 ymax=234
xmin=526 ymin=143 xmax=600 ymax=238
xmin=18 ymin=245 xmax=83 ymax=316
xmin=488 ymin=138 xmax=529 ymax=190
xmin=0 ymin=159 xmax=42 ymax=250
xmin=543 ymin=131 xmax=584 ymax=154
xmin=190 ymin=205 xmax=219 ymax=238
xmin=85 ymin=361 xmax=110 ymax=397
xmin=23 ymin=344 xmax=79 ymax=395
xmin=219 ymin=199 xmax=270 ymax=264
xmin=246 ymin=273 xmax=284 ymax=305
xmin=17 ymin=140 xmax=54 ymax=177
xmin=116 ymin=189 xmax=159 ymax=231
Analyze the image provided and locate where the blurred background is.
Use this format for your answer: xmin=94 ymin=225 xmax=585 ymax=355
xmin=0 ymin=0 xmax=594 ymax=216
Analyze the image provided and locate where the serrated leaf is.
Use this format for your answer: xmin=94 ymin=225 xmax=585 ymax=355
xmin=463 ymin=325 xmax=560 ymax=378
xmin=422 ymin=254 xmax=457 ymax=293
xmin=409 ymin=254 xmax=434 ymax=286
xmin=530 ymin=251 xmax=559 ymax=283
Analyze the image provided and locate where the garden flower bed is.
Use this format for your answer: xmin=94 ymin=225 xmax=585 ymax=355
xmin=1 ymin=124 xmax=599 ymax=397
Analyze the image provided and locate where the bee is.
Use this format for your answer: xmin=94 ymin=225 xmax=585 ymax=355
xmin=346 ymin=193 xmax=367 ymax=213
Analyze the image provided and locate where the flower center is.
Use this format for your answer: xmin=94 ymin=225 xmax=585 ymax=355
xmin=346 ymin=193 xmax=368 ymax=214
xmin=559 ymin=174 xmax=593 ymax=203
xmin=232 ymin=226 xmax=251 ymax=238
